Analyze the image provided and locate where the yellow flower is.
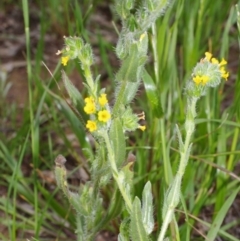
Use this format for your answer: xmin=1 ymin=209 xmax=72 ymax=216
xmin=98 ymin=94 xmax=108 ymax=107
xmin=220 ymin=67 xmax=229 ymax=80
xmin=211 ymin=58 xmax=219 ymax=64
xmin=193 ymin=75 xmax=202 ymax=85
xmin=84 ymin=102 xmax=96 ymax=114
xmin=193 ymin=75 xmax=210 ymax=86
xmin=84 ymin=96 xmax=95 ymax=104
xmin=219 ymin=58 xmax=227 ymax=66
xmin=61 ymin=56 xmax=69 ymax=66
xmin=98 ymin=110 xmax=111 ymax=122
xmin=86 ymin=120 xmax=97 ymax=132
xmin=205 ymin=52 xmax=212 ymax=61
xmin=138 ymin=125 xmax=146 ymax=131
xmin=201 ymin=75 xmax=210 ymax=85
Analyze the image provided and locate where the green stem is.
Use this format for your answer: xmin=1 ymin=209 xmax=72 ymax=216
xmin=82 ymin=64 xmax=95 ymax=92
xmin=158 ymin=208 xmax=174 ymax=241
xmin=158 ymin=97 xmax=198 ymax=241
xmin=22 ymin=0 xmax=40 ymax=237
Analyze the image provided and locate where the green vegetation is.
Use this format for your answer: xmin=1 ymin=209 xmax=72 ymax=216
xmin=0 ymin=0 xmax=239 ymax=240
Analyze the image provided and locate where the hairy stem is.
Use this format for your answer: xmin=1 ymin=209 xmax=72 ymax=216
xmin=158 ymin=97 xmax=197 ymax=241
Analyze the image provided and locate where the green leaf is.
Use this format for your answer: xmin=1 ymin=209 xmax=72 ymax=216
xmin=116 ymin=44 xmax=140 ymax=83
xmin=109 ymin=118 xmax=126 ymax=168
xmin=118 ymin=218 xmax=131 ymax=241
xmin=175 ymin=124 xmax=184 ymax=152
xmin=142 ymin=69 xmax=163 ymax=118
xmin=62 ymin=70 xmax=84 ymax=107
xmin=69 ymin=192 xmax=89 ymax=216
xmin=130 ymin=197 xmax=149 ymax=241
xmin=162 ymin=174 xmax=181 ymax=218
xmin=142 ymin=181 xmax=154 ymax=234
xmin=206 ymin=186 xmax=240 ymax=240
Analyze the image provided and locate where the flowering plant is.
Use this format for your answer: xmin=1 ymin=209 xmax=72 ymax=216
xmin=54 ymin=0 xmax=229 ymax=240
xmin=159 ymin=52 xmax=229 ymax=240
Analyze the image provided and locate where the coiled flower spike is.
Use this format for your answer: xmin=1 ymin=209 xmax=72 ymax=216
xmin=187 ymin=52 xmax=229 ymax=99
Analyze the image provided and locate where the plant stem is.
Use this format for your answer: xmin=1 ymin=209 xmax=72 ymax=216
xmin=82 ymin=64 xmax=95 ymax=92
xmin=158 ymin=97 xmax=198 ymax=241
xmin=158 ymin=208 xmax=174 ymax=241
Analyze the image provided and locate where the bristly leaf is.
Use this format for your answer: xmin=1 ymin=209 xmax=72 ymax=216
xmin=142 ymin=69 xmax=163 ymax=118
xmin=162 ymin=174 xmax=181 ymax=218
xmin=118 ymin=218 xmax=131 ymax=241
xmin=62 ymin=70 xmax=84 ymax=107
xmin=137 ymin=0 xmax=173 ymax=32
xmin=109 ymin=118 xmax=126 ymax=168
xmin=115 ymin=44 xmax=140 ymax=83
xmin=175 ymin=124 xmax=184 ymax=152
xmin=142 ymin=181 xmax=154 ymax=234
xmin=130 ymin=197 xmax=149 ymax=241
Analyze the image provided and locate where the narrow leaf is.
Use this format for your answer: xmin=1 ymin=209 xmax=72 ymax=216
xmin=116 ymin=44 xmax=140 ymax=83
xmin=206 ymin=186 xmax=240 ymax=240
xmin=175 ymin=124 xmax=184 ymax=152
xmin=62 ymin=70 xmax=84 ymax=106
xmin=118 ymin=218 xmax=131 ymax=241
xmin=130 ymin=197 xmax=149 ymax=241
xmin=109 ymin=118 xmax=126 ymax=168
xmin=142 ymin=181 xmax=154 ymax=234
xmin=142 ymin=69 xmax=163 ymax=118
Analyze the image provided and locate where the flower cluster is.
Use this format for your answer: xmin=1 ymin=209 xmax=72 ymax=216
xmin=205 ymin=52 xmax=229 ymax=80
xmin=56 ymin=36 xmax=94 ymax=68
xmin=84 ymin=94 xmax=111 ymax=132
xmin=186 ymin=52 xmax=229 ymax=99
xmin=192 ymin=52 xmax=229 ymax=87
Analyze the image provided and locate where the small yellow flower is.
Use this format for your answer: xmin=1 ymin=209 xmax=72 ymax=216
xmin=84 ymin=102 xmax=96 ymax=114
xmin=219 ymin=58 xmax=227 ymax=66
xmin=84 ymin=96 xmax=95 ymax=104
xmin=98 ymin=94 xmax=108 ymax=107
xmin=86 ymin=120 xmax=97 ymax=132
xmin=138 ymin=125 xmax=146 ymax=131
xmin=211 ymin=58 xmax=219 ymax=64
xmin=205 ymin=52 xmax=212 ymax=61
xmin=193 ymin=75 xmax=202 ymax=85
xmin=201 ymin=75 xmax=210 ymax=85
xmin=61 ymin=56 xmax=69 ymax=66
xmin=98 ymin=110 xmax=111 ymax=122
xmin=220 ymin=67 xmax=229 ymax=80
xmin=193 ymin=75 xmax=210 ymax=86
